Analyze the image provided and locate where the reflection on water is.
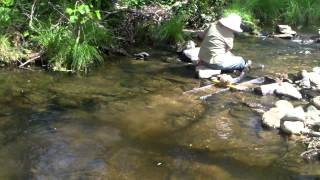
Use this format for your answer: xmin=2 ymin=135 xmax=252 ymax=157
xmin=0 ymin=37 xmax=319 ymax=179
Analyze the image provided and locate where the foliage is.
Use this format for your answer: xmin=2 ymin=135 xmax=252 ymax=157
xmin=32 ymin=23 xmax=103 ymax=72
xmin=0 ymin=35 xmax=23 ymax=63
xmin=226 ymin=0 xmax=320 ymax=27
xmin=155 ymin=15 xmax=186 ymax=44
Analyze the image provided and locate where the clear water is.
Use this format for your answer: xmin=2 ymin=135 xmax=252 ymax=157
xmin=0 ymin=37 xmax=319 ymax=179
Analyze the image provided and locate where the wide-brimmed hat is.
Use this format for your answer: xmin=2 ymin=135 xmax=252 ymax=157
xmin=219 ymin=14 xmax=243 ymax=33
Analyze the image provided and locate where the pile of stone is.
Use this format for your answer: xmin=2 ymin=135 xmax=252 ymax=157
xmin=273 ymin=25 xmax=297 ymax=39
xmin=255 ymin=67 xmax=320 ymax=100
xmin=258 ymin=67 xmax=320 ymax=161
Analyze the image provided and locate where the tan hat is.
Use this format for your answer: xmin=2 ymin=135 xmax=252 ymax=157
xmin=219 ymin=14 xmax=243 ymax=33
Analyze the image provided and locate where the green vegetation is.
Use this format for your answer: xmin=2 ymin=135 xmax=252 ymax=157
xmin=0 ymin=0 xmax=319 ymax=72
xmin=155 ymin=15 xmax=186 ymax=44
xmin=0 ymin=35 xmax=23 ymax=63
xmin=225 ymin=0 xmax=320 ymax=27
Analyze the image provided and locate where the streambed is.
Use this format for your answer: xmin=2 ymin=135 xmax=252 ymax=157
xmin=0 ymin=37 xmax=319 ymax=179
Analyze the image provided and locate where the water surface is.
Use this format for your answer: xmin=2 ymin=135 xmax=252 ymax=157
xmin=0 ymin=37 xmax=319 ymax=179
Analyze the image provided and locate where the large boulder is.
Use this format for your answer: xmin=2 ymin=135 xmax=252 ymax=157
xmin=282 ymin=106 xmax=305 ymax=122
xmin=280 ymin=121 xmax=305 ymax=134
xmin=275 ymin=82 xmax=302 ymax=100
xmin=262 ymin=108 xmax=286 ymax=128
xmin=275 ymin=100 xmax=294 ymax=113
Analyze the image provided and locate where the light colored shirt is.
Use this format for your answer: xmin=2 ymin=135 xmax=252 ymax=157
xmin=198 ymin=22 xmax=234 ymax=64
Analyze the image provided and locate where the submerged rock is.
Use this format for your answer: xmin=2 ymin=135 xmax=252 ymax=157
xmin=281 ymin=121 xmax=305 ymax=134
xmin=275 ymin=82 xmax=302 ymax=100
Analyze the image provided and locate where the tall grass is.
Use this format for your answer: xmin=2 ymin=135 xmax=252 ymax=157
xmin=155 ymin=15 xmax=186 ymax=44
xmin=32 ymin=25 xmax=103 ymax=72
xmin=0 ymin=35 xmax=23 ymax=63
xmin=225 ymin=0 xmax=320 ymax=27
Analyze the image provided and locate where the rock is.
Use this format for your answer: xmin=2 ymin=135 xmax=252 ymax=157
xmin=305 ymin=106 xmax=320 ymax=126
xmin=308 ymin=72 xmax=320 ymax=89
xmin=301 ymin=149 xmax=320 ymax=162
xmin=312 ymin=96 xmax=320 ymax=109
xmin=176 ymin=40 xmax=196 ymax=52
xmin=276 ymin=25 xmax=297 ymax=35
xmin=134 ymin=52 xmax=150 ymax=60
xmin=282 ymin=106 xmax=305 ymax=122
xmin=280 ymin=121 xmax=305 ymax=134
xmin=275 ymin=82 xmax=302 ymax=100
xmin=313 ymin=67 xmax=320 ymax=74
xmin=217 ymin=74 xmax=233 ymax=86
xmin=298 ymin=70 xmax=311 ymax=88
xmin=300 ymin=89 xmax=320 ymax=100
xmin=275 ymin=100 xmax=294 ymax=113
xmin=262 ymin=108 xmax=286 ymax=128
xmin=255 ymin=83 xmax=280 ymax=96
xmin=196 ymin=65 xmax=221 ymax=79
xmin=183 ymin=47 xmax=200 ymax=64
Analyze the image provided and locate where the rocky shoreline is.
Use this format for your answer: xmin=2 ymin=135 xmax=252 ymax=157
xmin=250 ymin=67 xmax=320 ymax=162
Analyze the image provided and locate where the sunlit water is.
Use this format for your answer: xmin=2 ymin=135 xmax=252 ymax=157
xmin=0 ymin=37 xmax=319 ymax=179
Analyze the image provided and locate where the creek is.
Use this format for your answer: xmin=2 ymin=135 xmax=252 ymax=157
xmin=0 ymin=36 xmax=319 ymax=179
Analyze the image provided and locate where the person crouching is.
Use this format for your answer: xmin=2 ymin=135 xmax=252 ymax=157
xmin=198 ymin=13 xmax=251 ymax=72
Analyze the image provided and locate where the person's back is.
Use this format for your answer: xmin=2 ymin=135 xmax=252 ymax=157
xmin=198 ymin=22 xmax=234 ymax=65
xmin=198 ymin=14 xmax=248 ymax=72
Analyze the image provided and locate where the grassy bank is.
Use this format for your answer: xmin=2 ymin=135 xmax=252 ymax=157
xmin=0 ymin=0 xmax=319 ymax=73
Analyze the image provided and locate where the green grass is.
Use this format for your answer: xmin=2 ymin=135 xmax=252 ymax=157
xmin=155 ymin=15 xmax=186 ymax=44
xmin=225 ymin=0 xmax=320 ymax=27
xmin=32 ymin=24 xmax=103 ymax=72
xmin=0 ymin=35 xmax=23 ymax=63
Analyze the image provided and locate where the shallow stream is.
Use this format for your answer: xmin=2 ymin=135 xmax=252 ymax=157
xmin=0 ymin=37 xmax=319 ymax=179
